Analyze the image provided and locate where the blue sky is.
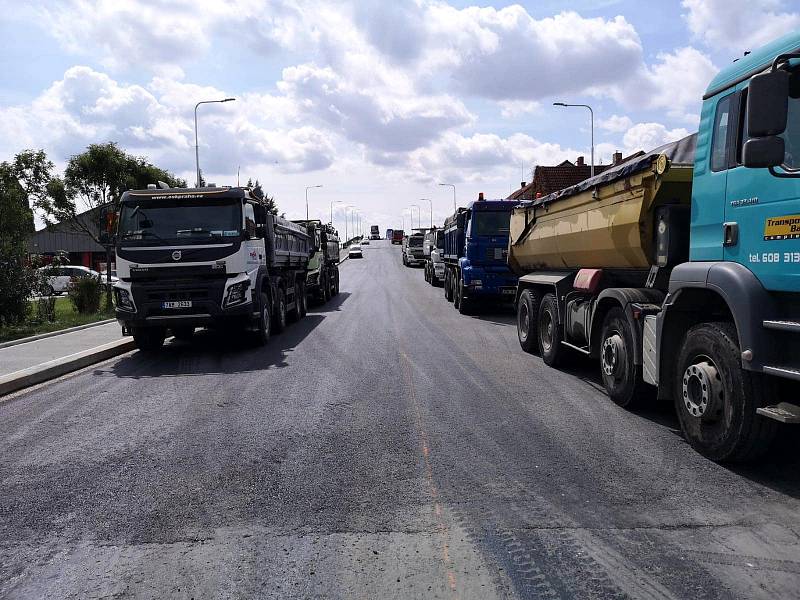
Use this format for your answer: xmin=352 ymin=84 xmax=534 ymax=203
xmin=1 ymin=0 xmax=799 ymax=231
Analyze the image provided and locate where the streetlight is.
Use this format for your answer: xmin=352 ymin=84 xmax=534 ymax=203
xmin=194 ymin=98 xmax=236 ymax=187
xmin=330 ymin=200 xmax=343 ymax=227
xmin=438 ymin=183 xmax=456 ymax=212
xmin=409 ymin=204 xmax=420 ymax=230
xmin=420 ymin=198 xmax=432 ymax=228
xmin=305 ymin=185 xmax=322 ymax=221
xmin=553 ymin=102 xmax=594 ymax=178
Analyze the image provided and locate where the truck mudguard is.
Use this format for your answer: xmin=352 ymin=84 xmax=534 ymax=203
xmin=663 ymin=261 xmax=776 ymax=372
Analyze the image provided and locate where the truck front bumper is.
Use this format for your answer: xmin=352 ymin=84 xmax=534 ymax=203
xmin=115 ymin=278 xmax=257 ymax=330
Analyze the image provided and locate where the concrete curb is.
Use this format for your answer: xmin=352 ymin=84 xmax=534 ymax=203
xmin=0 ymin=318 xmax=117 ymax=350
xmin=0 ymin=338 xmax=136 ymax=397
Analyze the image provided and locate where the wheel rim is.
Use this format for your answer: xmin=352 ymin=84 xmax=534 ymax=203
xmin=601 ymin=333 xmax=625 ymax=378
xmin=519 ymin=301 xmax=529 ymax=341
xmin=682 ymin=358 xmax=723 ymax=421
xmin=541 ymin=308 xmax=554 ymax=352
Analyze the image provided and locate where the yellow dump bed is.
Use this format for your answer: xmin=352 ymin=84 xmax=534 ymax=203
xmin=508 ymin=135 xmax=696 ymax=273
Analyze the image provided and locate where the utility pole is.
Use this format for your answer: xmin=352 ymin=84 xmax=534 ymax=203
xmin=194 ymin=97 xmax=235 ymax=187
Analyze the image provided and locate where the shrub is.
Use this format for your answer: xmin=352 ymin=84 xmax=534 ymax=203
xmin=68 ymin=276 xmax=102 ymax=314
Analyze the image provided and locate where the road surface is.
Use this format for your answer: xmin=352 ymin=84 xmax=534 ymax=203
xmin=2 ymin=239 xmax=799 ymax=599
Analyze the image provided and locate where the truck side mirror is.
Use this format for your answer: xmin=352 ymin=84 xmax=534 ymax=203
xmin=747 ymin=70 xmax=789 ymax=138
xmin=743 ymin=136 xmax=785 ymax=168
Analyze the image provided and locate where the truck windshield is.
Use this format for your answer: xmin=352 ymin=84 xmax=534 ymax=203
xmin=782 ymin=92 xmax=800 ymax=169
xmin=471 ymin=211 xmax=510 ymax=236
xmin=409 ymin=236 xmax=423 ymax=247
xmin=118 ymin=198 xmax=241 ymax=245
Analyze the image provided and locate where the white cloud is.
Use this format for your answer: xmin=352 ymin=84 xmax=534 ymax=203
xmin=498 ymin=100 xmax=541 ymax=119
xmin=599 ymin=115 xmax=633 ymax=132
xmin=622 ymin=122 xmax=691 ymax=153
xmin=682 ymin=0 xmax=800 ymax=53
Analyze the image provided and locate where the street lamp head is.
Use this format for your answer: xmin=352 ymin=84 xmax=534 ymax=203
xmin=222 ymin=98 xmax=236 ymax=102
xmin=553 ymin=102 xmax=566 ymax=106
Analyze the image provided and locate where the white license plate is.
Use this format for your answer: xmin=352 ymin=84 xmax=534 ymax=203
xmin=501 ymin=288 xmax=516 ymax=295
xmin=162 ymin=300 xmax=192 ymax=309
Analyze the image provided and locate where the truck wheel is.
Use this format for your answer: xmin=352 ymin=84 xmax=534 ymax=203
xmin=453 ymin=277 xmax=461 ymax=309
xmin=172 ymin=326 xmax=194 ymax=341
xmin=517 ymin=289 xmax=540 ymax=354
xmin=273 ymin=288 xmax=287 ymax=333
xmin=457 ymin=279 xmax=471 ymax=315
xmin=445 ymin=272 xmax=454 ymax=302
xmin=322 ymin=273 xmax=331 ymax=302
xmin=255 ymin=292 xmax=271 ymax=345
xmin=133 ymin=327 xmax=165 ymax=352
xmin=674 ymin=322 xmax=777 ymax=463
xmin=288 ymin=282 xmax=302 ymax=323
xmin=537 ymin=293 xmax=564 ymax=367
xmin=332 ymin=270 xmax=339 ymax=296
xmin=600 ymin=307 xmax=649 ymax=409
xmin=298 ymin=282 xmax=308 ymax=318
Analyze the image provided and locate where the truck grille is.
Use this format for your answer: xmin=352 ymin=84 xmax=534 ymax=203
xmin=146 ymin=289 xmax=210 ymax=302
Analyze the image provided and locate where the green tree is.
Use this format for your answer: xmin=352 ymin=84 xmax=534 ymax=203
xmin=245 ymin=177 xmax=278 ymax=214
xmin=0 ymin=162 xmax=38 ymax=326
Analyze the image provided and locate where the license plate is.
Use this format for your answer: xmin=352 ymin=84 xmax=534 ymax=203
xmin=502 ymin=288 xmax=516 ymax=295
xmin=162 ymin=300 xmax=192 ymax=309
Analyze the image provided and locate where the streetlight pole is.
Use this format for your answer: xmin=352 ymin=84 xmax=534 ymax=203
xmin=553 ymin=102 xmax=594 ymax=178
xmin=420 ymin=198 xmax=432 ymax=228
xmin=305 ymin=184 xmax=322 ymax=221
xmin=330 ymin=200 xmax=342 ymax=227
xmin=438 ymin=183 xmax=456 ymax=212
xmin=194 ymin=98 xmax=236 ymax=187
xmin=409 ymin=204 xmax=420 ymax=230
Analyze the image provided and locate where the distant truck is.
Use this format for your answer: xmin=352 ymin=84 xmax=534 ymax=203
xmin=508 ymin=31 xmax=800 ymax=462
xmin=370 ymin=225 xmax=380 ymax=240
xmin=386 ymin=228 xmax=393 ymax=240
xmin=392 ymin=229 xmax=404 ymax=245
xmin=402 ymin=232 xmax=425 ymax=267
xmin=293 ymin=220 xmax=340 ymax=303
xmin=423 ymin=228 xmax=444 ymax=286
xmin=114 ymin=186 xmax=310 ymax=350
xmin=442 ymin=194 xmax=518 ymax=314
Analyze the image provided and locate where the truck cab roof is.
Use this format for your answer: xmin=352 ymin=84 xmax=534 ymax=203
xmin=121 ymin=186 xmax=261 ymax=203
xmin=704 ymin=29 xmax=800 ymax=99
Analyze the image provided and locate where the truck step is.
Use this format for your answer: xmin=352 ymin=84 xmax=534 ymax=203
xmin=763 ymin=365 xmax=800 ymax=382
xmin=756 ymin=402 xmax=800 ymax=424
xmin=763 ymin=320 xmax=800 ymax=333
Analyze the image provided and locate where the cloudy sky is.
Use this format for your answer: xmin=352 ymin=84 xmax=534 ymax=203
xmin=2 ymin=0 xmax=799 ymax=232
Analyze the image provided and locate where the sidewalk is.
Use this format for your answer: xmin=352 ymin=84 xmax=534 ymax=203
xmin=0 ymin=321 xmax=126 ymax=378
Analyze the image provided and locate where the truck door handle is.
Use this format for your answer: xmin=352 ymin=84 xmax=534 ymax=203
xmin=723 ymin=222 xmax=739 ymax=247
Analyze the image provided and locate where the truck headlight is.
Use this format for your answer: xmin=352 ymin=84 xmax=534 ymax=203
xmin=115 ymin=287 xmax=135 ymax=311
xmin=224 ymin=280 xmax=250 ymax=307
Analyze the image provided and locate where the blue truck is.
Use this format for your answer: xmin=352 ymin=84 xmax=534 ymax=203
xmin=509 ymin=31 xmax=800 ymax=462
xmin=442 ymin=194 xmax=518 ymax=314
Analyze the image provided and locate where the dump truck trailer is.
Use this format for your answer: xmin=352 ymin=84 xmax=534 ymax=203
xmin=114 ymin=186 xmax=310 ymax=350
xmin=509 ymin=31 xmax=800 ymax=462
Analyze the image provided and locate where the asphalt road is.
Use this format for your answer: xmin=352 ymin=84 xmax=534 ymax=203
xmin=2 ymin=239 xmax=799 ymax=599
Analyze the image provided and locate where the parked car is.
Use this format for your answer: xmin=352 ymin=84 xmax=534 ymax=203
xmin=38 ymin=265 xmax=110 ymax=295
xmin=348 ymin=243 xmax=363 ymax=258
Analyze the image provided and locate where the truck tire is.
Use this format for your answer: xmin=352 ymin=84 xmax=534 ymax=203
xmin=288 ymin=282 xmax=302 ymax=322
xmin=322 ymin=273 xmax=330 ymax=303
xmin=537 ymin=293 xmax=564 ymax=367
xmin=298 ymin=282 xmax=308 ymax=318
xmin=674 ymin=322 xmax=777 ymax=463
xmin=255 ymin=292 xmax=271 ymax=345
xmin=517 ymin=289 xmax=540 ymax=354
xmin=445 ymin=271 xmax=454 ymax=302
xmin=457 ymin=279 xmax=471 ymax=315
xmin=453 ymin=276 xmax=461 ymax=309
xmin=332 ymin=269 xmax=339 ymax=296
xmin=599 ymin=307 xmax=649 ymax=409
xmin=172 ymin=326 xmax=194 ymax=341
xmin=273 ymin=287 xmax=287 ymax=333
xmin=133 ymin=327 xmax=166 ymax=352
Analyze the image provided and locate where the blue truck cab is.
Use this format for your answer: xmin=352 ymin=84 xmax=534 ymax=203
xmin=442 ymin=195 xmax=518 ymax=314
